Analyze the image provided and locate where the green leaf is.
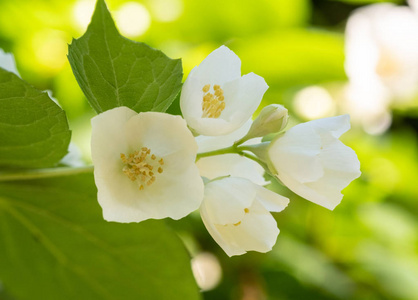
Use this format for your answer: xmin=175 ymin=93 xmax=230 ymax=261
xmin=0 ymin=68 xmax=71 ymax=169
xmin=0 ymin=174 xmax=201 ymax=300
xmin=68 ymin=0 xmax=183 ymax=114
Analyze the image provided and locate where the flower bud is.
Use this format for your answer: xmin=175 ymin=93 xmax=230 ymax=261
xmin=242 ymin=105 xmax=288 ymax=142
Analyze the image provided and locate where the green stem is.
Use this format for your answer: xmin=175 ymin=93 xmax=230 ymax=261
xmin=196 ymin=145 xmax=238 ymax=161
xmin=0 ymin=165 xmax=94 ymax=182
xmin=238 ymin=142 xmax=270 ymax=162
xmin=233 ymin=134 xmax=250 ymax=147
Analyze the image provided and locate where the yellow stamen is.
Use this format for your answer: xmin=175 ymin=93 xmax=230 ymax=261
xmin=202 ymin=84 xmax=210 ymax=93
xmin=214 ymin=89 xmax=222 ymax=97
xmin=244 ymin=208 xmax=249 ymax=213
xmin=201 ymin=84 xmax=226 ymax=119
xmin=121 ymin=147 xmax=165 ymax=190
xmin=233 ymin=221 xmax=241 ymax=226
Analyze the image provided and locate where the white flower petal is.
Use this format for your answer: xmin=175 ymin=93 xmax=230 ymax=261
xmin=320 ymin=139 xmax=361 ymax=176
xmin=201 ymin=207 xmax=247 ymax=256
xmin=196 ymin=120 xmax=253 ymax=153
xmin=91 ymin=107 xmax=204 ymax=222
xmin=220 ymin=73 xmax=268 ymax=124
xmin=192 ymin=45 xmax=241 ymax=85
xmin=184 ymin=114 xmax=234 ymax=136
xmin=269 ymin=124 xmax=323 ymax=183
xmin=196 ymin=153 xmax=267 ymax=186
xmin=124 ymin=112 xmax=198 ymax=158
xmin=212 ymin=201 xmax=279 ymax=257
xmin=308 ymin=114 xmax=351 ymax=138
xmin=254 ymin=184 xmax=289 ymax=212
xmin=180 ymin=74 xmax=205 ymax=129
xmin=96 ymin=170 xmax=150 ymax=222
xmin=97 ymin=163 xmax=203 ymax=222
xmin=268 ymin=115 xmax=361 ymax=210
xmin=91 ymin=107 xmax=137 ymax=173
xmin=202 ymin=177 xmax=256 ymax=225
xmin=200 ymin=177 xmax=285 ymax=256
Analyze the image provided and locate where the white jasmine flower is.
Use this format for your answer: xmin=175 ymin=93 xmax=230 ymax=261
xmin=180 ymin=45 xmax=268 ymax=136
xmin=343 ymin=82 xmax=392 ymax=135
xmin=196 ymin=120 xmax=267 ymax=185
xmin=345 ymin=3 xmax=418 ymax=100
xmin=200 ymin=177 xmax=289 ymax=256
xmin=268 ymin=115 xmax=361 ymax=210
xmin=91 ymin=106 xmax=204 ymax=223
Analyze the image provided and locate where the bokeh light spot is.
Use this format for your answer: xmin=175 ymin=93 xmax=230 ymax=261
xmin=73 ymin=0 xmax=95 ymax=32
xmin=149 ymin=0 xmax=183 ymax=22
xmin=32 ymin=30 xmax=68 ymax=73
xmin=293 ymin=86 xmax=336 ymax=120
xmin=116 ymin=2 xmax=151 ymax=38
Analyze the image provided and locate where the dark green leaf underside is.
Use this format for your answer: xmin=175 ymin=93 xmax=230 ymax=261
xmin=0 ymin=68 xmax=71 ymax=169
xmin=0 ymin=174 xmax=200 ymax=300
xmin=68 ymin=0 xmax=183 ymax=114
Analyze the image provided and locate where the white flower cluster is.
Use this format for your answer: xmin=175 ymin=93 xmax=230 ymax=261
xmin=91 ymin=46 xmax=361 ymax=256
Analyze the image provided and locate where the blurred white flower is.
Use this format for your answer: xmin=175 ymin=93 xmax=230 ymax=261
xmin=200 ymin=177 xmax=289 ymax=256
xmin=91 ymin=106 xmax=204 ymax=222
xmin=292 ymin=82 xmax=391 ymax=135
xmin=409 ymin=0 xmax=418 ymax=14
xmin=343 ymin=82 xmax=392 ymax=135
xmin=196 ymin=121 xmax=267 ymax=185
xmin=180 ymin=45 xmax=268 ymax=136
xmin=191 ymin=252 xmax=222 ymax=291
xmin=345 ymin=3 xmax=418 ymax=101
xmin=0 ymin=49 xmax=19 ymax=75
xmin=268 ymin=115 xmax=361 ymax=210
xmin=60 ymin=143 xmax=85 ymax=167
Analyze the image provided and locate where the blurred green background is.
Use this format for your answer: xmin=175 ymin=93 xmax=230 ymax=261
xmin=1 ymin=0 xmax=417 ymax=299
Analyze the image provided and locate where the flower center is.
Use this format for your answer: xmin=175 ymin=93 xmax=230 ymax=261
xmin=120 ymin=147 xmax=164 ymax=191
xmin=201 ymin=84 xmax=225 ymax=118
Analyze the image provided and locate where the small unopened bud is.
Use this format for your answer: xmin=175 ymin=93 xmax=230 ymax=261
xmin=236 ymin=105 xmax=288 ymax=145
